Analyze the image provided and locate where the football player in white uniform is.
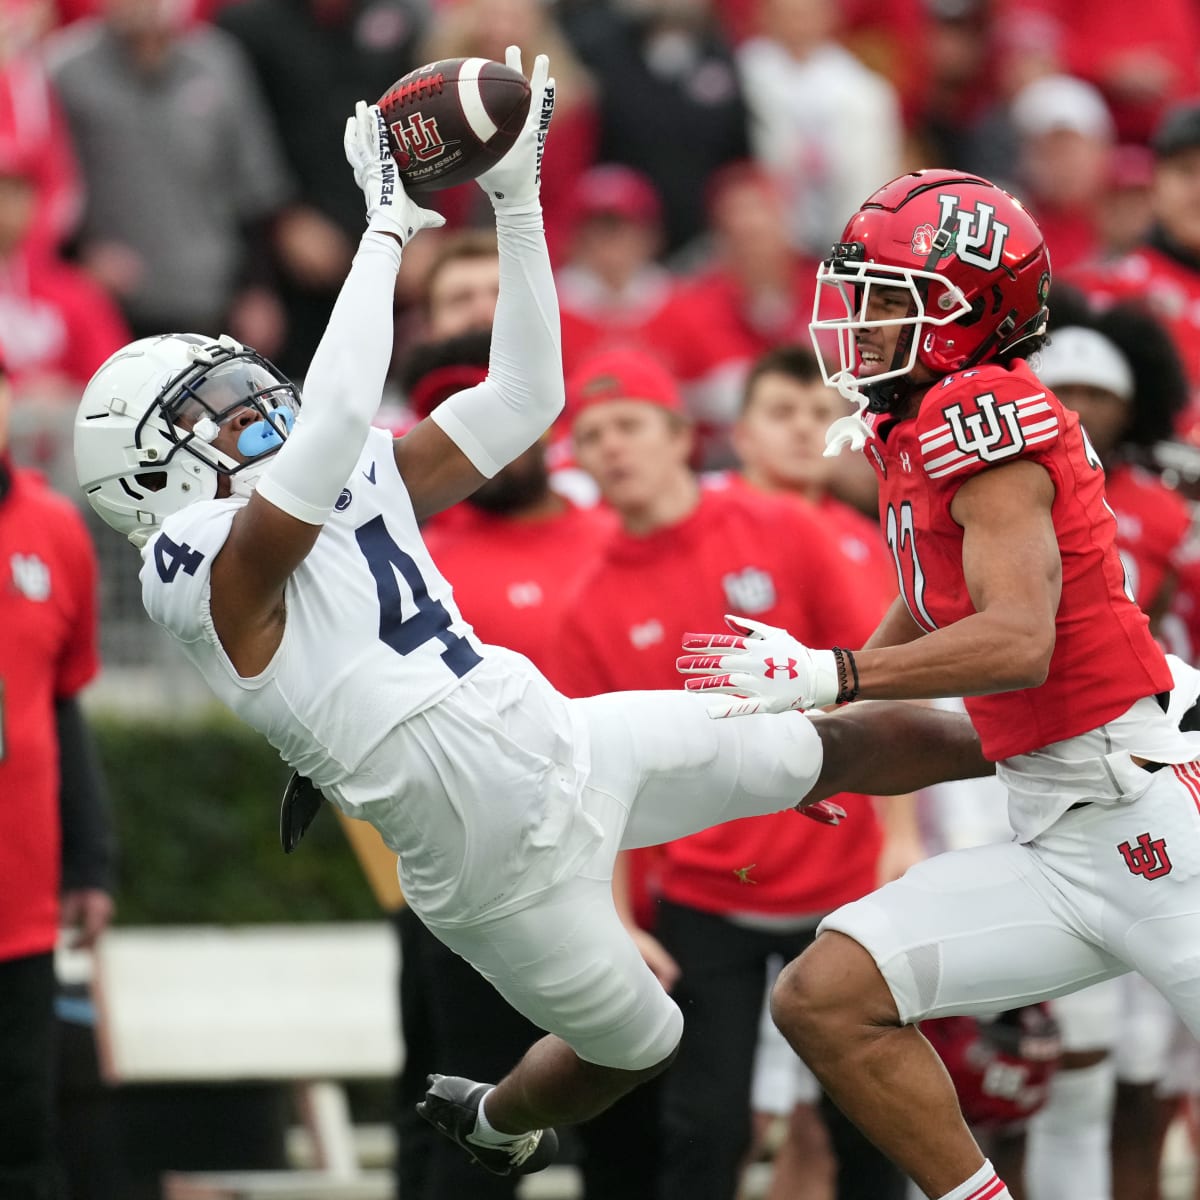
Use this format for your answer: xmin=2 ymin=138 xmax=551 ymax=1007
xmin=73 ymin=53 xmax=990 ymax=1179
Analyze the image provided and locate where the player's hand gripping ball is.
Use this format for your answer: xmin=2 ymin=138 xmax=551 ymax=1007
xmin=377 ymin=55 xmax=532 ymax=193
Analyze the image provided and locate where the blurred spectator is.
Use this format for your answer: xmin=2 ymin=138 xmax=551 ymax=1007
xmin=1095 ymin=144 xmax=1156 ymax=261
xmin=0 ymin=0 xmax=82 ymax=257
xmin=0 ymin=140 xmax=130 ymax=401
xmin=663 ymin=162 xmax=821 ymax=463
xmin=0 ymin=351 xmax=115 ymax=1199
xmin=729 ymin=343 xmax=895 ymax=602
xmin=913 ymin=0 xmax=998 ymax=170
xmin=1003 ymin=0 xmax=1200 ymax=144
xmin=1008 ymin=74 xmax=1115 ymax=272
xmin=563 ymin=0 xmax=750 ymax=253
xmin=556 ymin=163 xmax=677 ymax=368
xmin=555 ymin=346 xmax=903 ymax=1200
xmin=418 ymin=229 xmax=501 ymax=342
xmin=420 ymin=0 xmax=597 ymax=252
xmin=217 ymin=0 xmax=426 ymax=377
xmin=737 ymin=0 xmax=902 ymax=255
xmin=1037 ymin=291 xmax=1190 ymax=633
xmin=1070 ymin=100 xmax=1200 ymax=427
xmin=45 ymin=0 xmax=295 ymax=353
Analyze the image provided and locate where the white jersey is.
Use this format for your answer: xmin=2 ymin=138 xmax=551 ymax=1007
xmin=140 ymin=428 xmax=487 ymax=792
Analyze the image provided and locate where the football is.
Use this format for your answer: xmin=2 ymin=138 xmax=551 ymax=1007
xmin=377 ymin=57 xmax=531 ymax=194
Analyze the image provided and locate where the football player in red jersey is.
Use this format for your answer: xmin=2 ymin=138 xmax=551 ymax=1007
xmin=678 ymin=168 xmax=1200 ymax=1200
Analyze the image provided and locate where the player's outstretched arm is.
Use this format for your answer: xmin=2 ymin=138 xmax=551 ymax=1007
xmin=210 ymin=104 xmax=444 ymax=674
xmin=395 ymin=48 xmax=563 ymax=520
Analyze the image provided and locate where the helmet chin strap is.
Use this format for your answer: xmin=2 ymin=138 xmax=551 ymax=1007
xmin=823 ymin=371 xmax=873 ymax=457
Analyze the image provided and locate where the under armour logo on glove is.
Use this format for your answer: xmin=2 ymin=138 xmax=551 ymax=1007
xmin=763 ymin=658 xmax=799 ymax=680
xmin=676 ymin=615 xmax=842 ymax=718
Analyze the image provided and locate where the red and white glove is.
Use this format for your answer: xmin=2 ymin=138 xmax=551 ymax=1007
xmin=677 ymin=615 xmax=840 ymax=718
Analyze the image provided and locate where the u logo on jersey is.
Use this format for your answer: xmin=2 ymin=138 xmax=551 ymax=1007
xmin=945 ymin=393 xmax=1025 ymax=462
xmin=1118 ymin=832 xmax=1172 ymax=880
xmin=936 ymin=193 xmax=1010 ymax=271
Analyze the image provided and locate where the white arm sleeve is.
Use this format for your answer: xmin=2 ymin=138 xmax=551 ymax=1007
xmin=254 ymin=231 xmax=402 ymax=525
xmin=429 ymin=209 xmax=564 ymax=478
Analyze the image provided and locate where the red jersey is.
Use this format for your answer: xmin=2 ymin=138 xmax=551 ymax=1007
xmin=0 ymin=467 xmax=99 ymax=960
xmin=423 ymin=500 xmax=617 ymax=692
xmin=863 ymin=360 xmax=1171 ymax=762
xmin=711 ymin=472 xmax=896 ymax=606
xmin=555 ymin=486 xmax=888 ymax=918
xmin=1104 ymin=462 xmax=1191 ymax=615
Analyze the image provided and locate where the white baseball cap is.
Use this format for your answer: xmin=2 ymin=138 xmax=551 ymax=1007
xmin=1011 ymin=75 xmax=1115 ymax=142
xmin=1034 ymin=326 xmax=1134 ymax=400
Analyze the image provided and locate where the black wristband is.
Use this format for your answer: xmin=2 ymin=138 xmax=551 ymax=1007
xmin=832 ymin=647 xmax=860 ymax=705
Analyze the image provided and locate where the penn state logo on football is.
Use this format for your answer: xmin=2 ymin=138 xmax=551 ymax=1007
xmin=936 ymin=193 xmax=1010 ymax=271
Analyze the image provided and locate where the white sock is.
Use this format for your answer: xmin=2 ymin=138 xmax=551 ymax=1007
xmin=1024 ymin=1060 xmax=1116 ymax=1200
xmin=935 ymin=1159 xmax=1013 ymax=1200
xmin=470 ymin=1087 xmax=523 ymax=1145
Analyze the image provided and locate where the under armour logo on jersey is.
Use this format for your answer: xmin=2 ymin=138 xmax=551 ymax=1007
xmin=723 ymin=567 xmax=776 ymax=614
xmin=762 ymin=657 xmax=799 ymax=679
xmin=936 ymin=193 xmax=1010 ymax=271
xmin=629 ymin=619 xmax=664 ymax=649
xmin=10 ymin=553 xmax=50 ymax=601
xmin=945 ymin=393 xmax=1025 ymax=463
xmin=899 ymin=451 xmax=913 ymax=473
xmin=1118 ymin=832 xmax=1172 ymax=880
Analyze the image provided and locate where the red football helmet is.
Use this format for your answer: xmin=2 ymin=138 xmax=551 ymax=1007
xmin=810 ymin=169 xmax=1052 ymax=400
xmin=922 ymin=1005 xmax=1062 ymax=1131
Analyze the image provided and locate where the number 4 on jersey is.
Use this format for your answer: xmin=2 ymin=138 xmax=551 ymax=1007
xmin=154 ymin=534 xmax=206 ymax=583
xmin=356 ymin=515 xmax=482 ymax=679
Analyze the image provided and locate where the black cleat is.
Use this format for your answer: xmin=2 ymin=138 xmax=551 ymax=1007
xmin=416 ymin=1074 xmax=559 ymax=1176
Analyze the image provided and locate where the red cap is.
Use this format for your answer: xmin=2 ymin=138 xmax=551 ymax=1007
xmin=568 ymin=165 xmax=662 ymax=228
xmin=408 ymin=364 xmax=489 ymax=421
xmin=566 ymin=347 xmax=682 ymax=421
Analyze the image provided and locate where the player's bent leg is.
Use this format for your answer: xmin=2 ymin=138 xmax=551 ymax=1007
xmin=771 ymin=930 xmax=989 ymax=1199
xmin=771 ymin=841 xmax=1128 ymax=1199
xmin=417 ymin=872 xmax=683 ymax=1149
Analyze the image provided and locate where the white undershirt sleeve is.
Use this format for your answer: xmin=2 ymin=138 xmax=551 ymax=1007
xmin=429 ymin=209 xmax=564 ymax=478
xmin=255 ymin=232 xmax=402 ymax=525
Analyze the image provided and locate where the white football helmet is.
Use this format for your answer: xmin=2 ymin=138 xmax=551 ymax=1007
xmin=75 ymin=333 xmax=300 ymax=546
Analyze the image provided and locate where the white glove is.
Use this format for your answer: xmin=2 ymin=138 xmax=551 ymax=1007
xmin=676 ymin=615 xmax=842 ymax=719
xmin=343 ymin=101 xmax=445 ymax=244
xmin=476 ymin=46 xmax=555 ymax=215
